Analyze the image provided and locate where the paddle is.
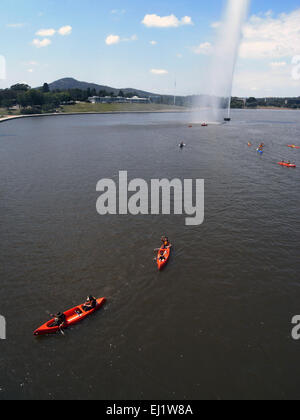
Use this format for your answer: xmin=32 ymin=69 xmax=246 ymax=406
xmin=48 ymin=311 xmax=66 ymax=336
xmin=58 ymin=326 xmax=65 ymax=336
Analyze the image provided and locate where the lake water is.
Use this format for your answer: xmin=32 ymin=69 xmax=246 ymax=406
xmin=0 ymin=109 xmax=299 ymax=400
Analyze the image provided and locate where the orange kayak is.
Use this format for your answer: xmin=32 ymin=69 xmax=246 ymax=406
xmin=277 ymin=162 xmax=296 ymax=168
xmin=288 ymin=145 xmax=300 ymax=149
xmin=34 ymin=298 xmax=106 ymax=336
xmin=157 ymin=246 xmax=171 ymax=271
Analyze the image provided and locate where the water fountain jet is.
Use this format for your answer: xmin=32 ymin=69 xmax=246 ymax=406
xmin=193 ymin=0 xmax=250 ymax=124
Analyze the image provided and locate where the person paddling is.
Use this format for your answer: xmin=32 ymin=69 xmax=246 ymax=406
xmin=161 ymin=236 xmax=171 ymax=249
xmin=83 ymin=296 xmax=97 ymax=312
xmin=51 ymin=312 xmax=66 ymax=328
xmin=153 ymin=236 xmax=172 ymax=257
xmin=159 ymin=250 xmax=166 ymax=262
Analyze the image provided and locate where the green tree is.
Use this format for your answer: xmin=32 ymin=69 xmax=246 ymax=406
xmin=43 ymin=83 xmax=50 ymax=93
xmin=246 ymin=97 xmax=258 ymax=108
xmin=10 ymin=83 xmax=30 ymax=92
xmin=2 ymin=98 xmax=15 ymax=110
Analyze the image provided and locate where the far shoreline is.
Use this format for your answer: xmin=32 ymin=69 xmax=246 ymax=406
xmin=0 ymin=106 xmax=299 ymax=125
xmin=0 ymin=109 xmax=189 ymax=124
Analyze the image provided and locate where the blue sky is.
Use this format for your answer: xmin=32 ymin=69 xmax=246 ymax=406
xmin=1 ymin=0 xmax=300 ymax=97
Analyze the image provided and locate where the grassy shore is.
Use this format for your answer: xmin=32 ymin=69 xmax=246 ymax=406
xmin=0 ymin=108 xmax=20 ymax=118
xmin=61 ymin=102 xmax=187 ymax=113
xmin=1 ymin=103 xmax=298 ymax=121
xmin=0 ymin=103 xmax=187 ymax=120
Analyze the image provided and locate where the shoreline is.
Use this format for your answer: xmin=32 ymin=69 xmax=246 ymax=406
xmin=1 ymin=107 xmax=299 ymax=124
xmin=0 ymin=110 xmax=189 ymax=124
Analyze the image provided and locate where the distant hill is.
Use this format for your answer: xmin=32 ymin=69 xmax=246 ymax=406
xmin=47 ymin=78 xmax=160 ymax=98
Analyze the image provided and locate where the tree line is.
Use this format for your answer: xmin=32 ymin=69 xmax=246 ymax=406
xmin=0 ymin=83 xmax=156 ymax=114
xmin=1 ymin=83 xmax=299 ymax=114
xmin=231 ymin=96 xmax=300 ymax=109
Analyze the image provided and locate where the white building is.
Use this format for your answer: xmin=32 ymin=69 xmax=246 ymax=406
xmin=88 ymin=96 xmax=151 ymax=104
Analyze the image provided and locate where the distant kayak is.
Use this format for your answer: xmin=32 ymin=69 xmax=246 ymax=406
xmin=33 ymin=298 xmax=106 ymax=336
xmin=157 ymin=246 xmax=171 ymax=271
xmin=277 ymin=162 xmax=296 ymax=168
xmin=201 ymin=123 xmax=208 ymax=127
xmin=288 ymin=145 xmax=300 ymax=149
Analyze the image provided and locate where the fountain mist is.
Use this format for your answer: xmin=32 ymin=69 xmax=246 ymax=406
xmin=193 ymin=0 xmax=250 ymax=124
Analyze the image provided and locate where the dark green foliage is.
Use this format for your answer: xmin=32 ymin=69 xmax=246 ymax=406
xmin=1 ymin=82 xmax=299 ymax=114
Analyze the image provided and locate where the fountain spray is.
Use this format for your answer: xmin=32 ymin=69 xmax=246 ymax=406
xmin=194 ymin=0 xmax=250 ymax=124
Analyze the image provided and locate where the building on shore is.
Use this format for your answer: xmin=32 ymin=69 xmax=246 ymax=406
xmin=88 ymin=96 xmax=152 ymax=104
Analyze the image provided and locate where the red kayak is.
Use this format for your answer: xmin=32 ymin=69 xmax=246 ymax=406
xmin=34 ymin=298 xmax=106 ymax=336
xmin=277 ymin=162 xmax=296 ymax=168
xmin=157 ymin=246 xmax=171 ymax=271
xmin=288 ymin=145 xmax=300 ymax=149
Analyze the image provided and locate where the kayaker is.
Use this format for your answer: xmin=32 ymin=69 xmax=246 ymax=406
xmin=179 ymin=142 xmax=186 ymax=149
xmin=161 ymin=236 xmax=171 ymax=249
xmin=159 ymin=251 xmax=166 ymax=262
xmin=83 ymin=295 xmax=97 ymax=312
xmin=51 ymin=312 xmax=66 ymax=327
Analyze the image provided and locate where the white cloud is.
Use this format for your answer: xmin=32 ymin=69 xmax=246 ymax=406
xmin=106 ymin=35 xmax=121 ymax=45
xmin=28 ymin=69 xmax=34 ymax=73
xmin=32 ymin=38 xmax=52 ymax=48
xmin=191 ymin=42 xmax=212 ymax=55
xmin=106 ymin=34 xmax=137 ymax=45
xmin=181 ymin=16 xmax=193 ymax=26
xmin=111 ymin=9 xmax=126 ymax=15
xmin=150 ymin=69 xmax=169 ymax=75
xmin=123 ymin=34 xmax=138 ymax=42
xmin=233 ymin=66 xmax=299 ymax=97
xmin=6 ymin=23 xmax=25 ymax=28
xmin=23 ymin=61 xmax=39 ymax=67
xmin=176 ymin=53 xmax=183 ymax=58
xmin=58 ymin=25 xmax=72 ymax=36
xmin=211 ymin=22 xmax=221 ymax=29
xmin=270 ymin=61 xmax=287 ymax=68
xmin=142 ymin=14 xmax=193 ymax=28
xmin=36 ymin=28 xmax=56 ymax=37
xmin=240 ymin=9 xmax=300 ymax=59
xmin=150 ymin=41 xmax=157 ymax=45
